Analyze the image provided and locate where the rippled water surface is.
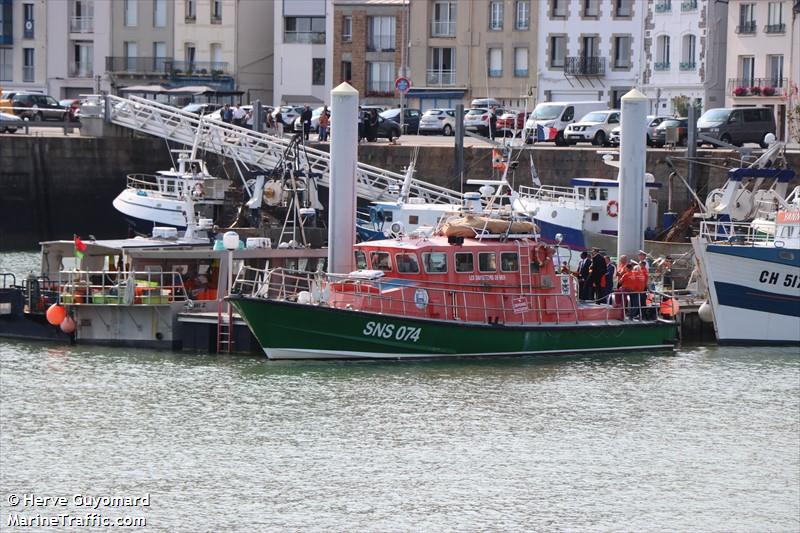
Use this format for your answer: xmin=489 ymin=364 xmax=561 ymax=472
xmin=1 ymin=252 xmax=798 ymax=532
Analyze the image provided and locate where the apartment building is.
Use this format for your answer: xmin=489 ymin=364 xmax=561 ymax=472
xmin=640 ymin=0 xmax=728 ymax=116
xmin=105 ymin=0 xmax=174 ymax=91
xmin=537 ymin=0 xmax=642 ymax=108
xmin=332 ymin=0 xmax=405 ymax=107
xmin=173 ymin=0 xmax=273 ymax=101
xmin=46 ymin=0 xmax=112 ymax=98
xmin=273 ymin=0 xmax=333 ymax=105
xmin=725 ymin=0 xmax=799 ymax=140
xmin=0 ymin=0 xmax=47 ymax=93
xmin=405 ymin=0 xmax=537 ymax=111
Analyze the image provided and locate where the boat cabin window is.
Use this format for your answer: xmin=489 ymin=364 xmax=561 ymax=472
xmin=599 ymin=188 xmax=608 ymax=201
xmin=577 ymin=187 xmax=586 ymax=199
xmin=355 ymin=250 xmax=367 ymax=270
xmin=422 ymin=252 xmax=448 ymax=274
xmin=383 ymin=211 xmax=394 ymax=222
xmin=588 ymin=188 xmax=597 ymax=200
xmin=478 ymin=252 xmax=497 ymax=272
xmin=500 ymin=252 xmax=519 ymax=272
xmin=370 ymin=251 xmax=392 ymax=271
xmin=408 ymin=215 xmax=419 ymax=225
xmin=455 ymin=252 xmax=474 ymax=273
xmin=395 ymin=253 xmax=420 ymax=273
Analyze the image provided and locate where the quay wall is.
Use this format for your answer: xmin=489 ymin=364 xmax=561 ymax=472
xmin=1 ymin=135 xmax=798 ymax=250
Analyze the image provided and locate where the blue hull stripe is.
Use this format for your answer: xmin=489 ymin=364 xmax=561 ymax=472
xmin=535 ymin=219 xmax=586 ymax=250
xmin=715 ymin=281 xmax=800 ymax=318
xmin=707 ymin=245 xmax=800 ymax=268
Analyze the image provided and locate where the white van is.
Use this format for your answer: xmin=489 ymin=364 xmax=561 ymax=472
xmin=524 ymin=101 xmax=607 ymax=146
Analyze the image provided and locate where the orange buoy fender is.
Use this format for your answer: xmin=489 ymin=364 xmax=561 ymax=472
xmin=46 ymin=304 xmax=66 ymax=326
xmin=60 ymin=316 xmax=77 ymax=334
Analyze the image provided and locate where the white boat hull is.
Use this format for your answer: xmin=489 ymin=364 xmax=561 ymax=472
xmin=113 ymin=189 xmax=189 ymax=227
xmin=691 ymin=237 xmax=800 ymax=344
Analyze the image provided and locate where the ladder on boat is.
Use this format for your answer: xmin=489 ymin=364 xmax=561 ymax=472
xmin=216 ymin=301 xmax=234 ymax=354
xmin=99 ymin=95 xmax=464 ymax=204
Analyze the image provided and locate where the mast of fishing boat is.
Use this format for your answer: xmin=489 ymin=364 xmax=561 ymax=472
xmin=328 ymin=82 xmax=359 ymax=273
xmin=616 ymin=89 xmax=647 ymax=259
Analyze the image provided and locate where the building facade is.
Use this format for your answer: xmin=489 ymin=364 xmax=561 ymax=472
xmin=0 ymin=0 xmax=48 ymax=93
xmin=724 ymin=0 xmax=799 ymax=141
xmin=405 ymin=0 xmax=538 ymax=111
xmin=640 ymin=0 xmax=728 ymax=116
xmin=273 ymin=0 xmax=333 ymax=105
xmin=332 ymin=0 xmax=404 ymax=107
xmin=106 ymin=0 xmax=174 ymax=92
xmin=537 ymin=0 xmax=642 ymax=108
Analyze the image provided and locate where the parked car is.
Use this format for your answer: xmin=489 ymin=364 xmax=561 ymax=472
xmin=272 ymin=105 xmax=304 ymax=126
xmin=418 ymin=108 xmax=457 ymax=136
xmin=563 ymin=109 xmax=620 ymax=146
xmin=358 ymin=111 xmax=401 ymax=142
xmin=59 ymin=98 xmax=83 ymax=121
xmin=0 ymin=111 xmax=22 ymax=133
xmin=293 ymin=106 xmax=327 ymax=132
xmin=10 ymin=93 xmax=67 ymax=121
xmin=525 ymin=101 xmax=607 ymax=145
xmin=471 ymin=97 xmax=502 ymax=108
xmin=697 ymin=107 xmax=776 ymax=148
xmin=464 ymin=107 xmax=504 ymax=137
xmin=380 ymin=108 xmax=421 ymax=135
xmin=651 ymin=118 xmax=689 ymax=147
xmin=181 ymin=102 xmax=222 ymax=116
xmin=496 ymin=110 xmax=527 ymax=135
xmin=609 ymin=115 xmax=673 ymax=146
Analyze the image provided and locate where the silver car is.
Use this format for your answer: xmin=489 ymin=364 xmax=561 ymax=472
xmin=609 ymin=115 xmax=672 ymax=146
xmin=418 ymin=108 xmax=456 ymax=136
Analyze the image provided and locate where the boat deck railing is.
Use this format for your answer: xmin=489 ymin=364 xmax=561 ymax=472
xmin=518 ymin=184 xmax=585 ymax=204
xmin=233 ymin=267 xmax=671 ymax=326
xmin=57 ymin=270 xmax=188 ymax=305
xmin=699 ymin=220 xmax=776 ymax=246
xmin=125 ymin=174 xmax=228 ymax=201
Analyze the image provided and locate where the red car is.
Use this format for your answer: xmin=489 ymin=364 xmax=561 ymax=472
xmin=496 ymin=110 xmax=527 ymax=135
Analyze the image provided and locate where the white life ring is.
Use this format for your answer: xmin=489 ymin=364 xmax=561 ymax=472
xmin=606 ymin=200 xmax=619 ymax=218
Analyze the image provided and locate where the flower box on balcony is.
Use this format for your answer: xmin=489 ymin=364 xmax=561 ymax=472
xmin=749 ymin=86 xmax=761 ymax=96
xmin=762 ymin=86 xmax=776 ymax=96
xmin=733 ymin=86 xmax=747 ymax=96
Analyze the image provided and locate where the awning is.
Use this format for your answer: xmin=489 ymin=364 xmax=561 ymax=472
xmin=405 ymin=88 xmax=466 ymax=99
xmin=119 ymin=85 xmax=168 ymax=94
xmin=282 ymin=94 xmax=324 ymax=105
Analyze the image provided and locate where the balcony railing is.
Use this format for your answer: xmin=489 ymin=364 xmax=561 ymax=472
xmin=426 ymin=69 xmax=455 ymax=85
xmin=564 ymin=56 xmax=605 ymax=76
xmin=366 ymin=82 xmax=393 ymax=97
xmin=22 ymin=65 xmax=34 ymax=82
xmin=430 ymin=20 xmax=456 ymax=37
xmin=681 ymin=0 xmax=697 ymax=11
xmin=68 ymin=62 xmax=93 ymax=78
xmin=764 ymin=23 xmax=785 ymax=33
xmin=488 ymin=68 xmax=502 ymax=77
xmin=654 ymin=61 xmax=671 ymax=71
xmin=165 ymin=60 xmax=229 ymax=77
xmin=679 ymin=61 xmax=696 ymax=71
xmin=69 ymin=16 xmax=94 ymax=33
xmin=106 ymin=56 xmax=172 ymax=75
xmin=655 ymin=1 xmax=672 ymax=13
xmin=514 ymin=68 xmax=529 ymax=77
xmin=728 ymin=78 xmax=788 ymax=97
xmin=283 ymin=31 xmax=325 ymax=44
xmin=736 ymin=21 xmax=756 ymax=33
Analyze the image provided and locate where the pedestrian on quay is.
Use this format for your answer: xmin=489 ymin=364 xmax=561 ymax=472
xmin=638 ymin=249 xmax=651 ymax=289
xmin=274 ymin=109 xmax=284 ymax=137
xmin=231 ymin=103 xmax=246 ymax=126
xmin=589 ymin=247 xmax=606 ymax=301
xmin=577 ymin=251 xmax=591 ymax=301
xmin=603 ymin=255 xmax=616 ymax=303
xmin=301 ymin=105 xmax=312 ymax=141
xmin=368 ymin=109 xmax=379 ymax=142
xmin=318 ymin=106 xmax=330 ymax=142
xmin=265 ymin=109 xmax=275 ymax=132
xmin=222 ymin=104 xmax=232 ymax=124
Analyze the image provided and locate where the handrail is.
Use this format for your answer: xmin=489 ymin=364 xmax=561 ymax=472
xmin=57 ymin=270 xmax=187 ymax=305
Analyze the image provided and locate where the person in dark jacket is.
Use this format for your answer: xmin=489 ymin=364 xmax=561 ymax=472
xmin=301 ymin=105 xmax=312 ymax=141
xmin=589 ymin=248 xmax=606 ymax=301
xmin=577 ymin=251 xmax=591 ymax=301
xmin=603 ymin=255 xmax=616 ymax=302
xmin=368 ymin=109 xmax=379 ymax=142
xmin=222 ymin=104 xmax=232 ymax=124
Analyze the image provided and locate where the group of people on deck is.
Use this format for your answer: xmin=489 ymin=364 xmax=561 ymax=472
xmin=569 ymin=248 xmax=652 ymax=318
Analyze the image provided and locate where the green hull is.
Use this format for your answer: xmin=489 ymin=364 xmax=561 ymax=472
xmin=230 ymin=296 xmax=678 ymax=360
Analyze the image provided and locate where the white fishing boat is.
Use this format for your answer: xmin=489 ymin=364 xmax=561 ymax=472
xmin=112 ymin=150 xmax=230 ymax=230
xmin=692 ymin=181 xmax=800 ymax=345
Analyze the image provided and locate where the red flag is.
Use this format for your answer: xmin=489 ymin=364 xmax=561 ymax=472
xmin=74 ymin=235 xmax=87 ymax=260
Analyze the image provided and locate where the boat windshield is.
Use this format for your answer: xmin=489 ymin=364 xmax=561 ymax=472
xmin=532 ymin=104 xmax=564 ymax=120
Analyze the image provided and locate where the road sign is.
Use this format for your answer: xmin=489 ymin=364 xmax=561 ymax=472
xmin=395 ymin=77 xmax=411 ymax=94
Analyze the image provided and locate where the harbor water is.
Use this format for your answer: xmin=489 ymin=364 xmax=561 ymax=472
xmin=1 ymin=252 xmax=799 ymax=532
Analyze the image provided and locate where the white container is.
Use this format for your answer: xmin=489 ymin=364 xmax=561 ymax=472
xmin=246 ymin=237 xmax=273 ymax=249
xmin=152 ymin=227 xmax=178 ymax=239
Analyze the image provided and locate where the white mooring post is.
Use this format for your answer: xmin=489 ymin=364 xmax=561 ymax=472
xmin=616 ymin=88 xmax=648 ymax=260
xmin=328 ymin=82 xmax=359 ymax=274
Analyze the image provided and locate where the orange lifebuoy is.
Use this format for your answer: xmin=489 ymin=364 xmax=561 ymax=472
xmin=607 ymin=200 xmax=619 ymax=218
xmin=535 ymin=244 xmax=549 ymax=266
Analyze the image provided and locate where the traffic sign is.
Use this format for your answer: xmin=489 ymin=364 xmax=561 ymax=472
xmin=395 ymin=77 xmax=411 ymax=94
